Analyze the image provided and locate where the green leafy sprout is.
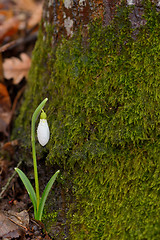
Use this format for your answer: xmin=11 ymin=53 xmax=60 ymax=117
xmin=15 ymin=98 xmax=59 ymax=220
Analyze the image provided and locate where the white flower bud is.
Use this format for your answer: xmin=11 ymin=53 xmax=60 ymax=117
xmin=37 ymin=117 xmax=50 ymax=146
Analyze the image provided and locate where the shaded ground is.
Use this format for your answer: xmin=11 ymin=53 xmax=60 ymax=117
xmin=0 ymin=142 xmax=70 ymax=239
xmin=0 ymin=145 xmax=52 ymax=239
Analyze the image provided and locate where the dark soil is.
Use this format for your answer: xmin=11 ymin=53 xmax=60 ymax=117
xmin=0 ymin=143 xmax=70 ymax=240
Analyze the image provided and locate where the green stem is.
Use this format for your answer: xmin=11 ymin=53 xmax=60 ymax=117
xmin=31 ymin=98 xmax=48 ymax=212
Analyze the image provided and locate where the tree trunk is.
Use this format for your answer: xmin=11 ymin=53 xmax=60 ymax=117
xmin=14 ymin=0 xmax=160 ymax=239
xmin=41 ymin=0 xmax=160 ymax=41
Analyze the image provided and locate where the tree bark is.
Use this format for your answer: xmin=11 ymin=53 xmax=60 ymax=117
xmin=14 ymin=0 xmax=160 ymax=239
xmin=41 ymin=0 xmax=160 ymax=43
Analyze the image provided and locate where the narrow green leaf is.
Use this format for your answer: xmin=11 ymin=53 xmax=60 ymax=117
xmin=37 ymin=170 xmax=60 ymax=220
xmin=15 ymin=168 xmax=37 ymax=218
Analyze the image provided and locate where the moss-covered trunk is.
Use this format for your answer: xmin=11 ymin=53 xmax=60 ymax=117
xmin=13 ymin=0 xmax=160 ymax=239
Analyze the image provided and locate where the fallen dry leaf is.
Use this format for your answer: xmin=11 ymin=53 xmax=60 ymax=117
xmin=0 ymin=53 xmax=3 ymax=81
xmin=13 ymin=0 xmax=40 ymax=12
xmin=0 ymin=9 xmax=13 ymax=20
xmin=28 ymin=3 xmax=43 ymax=29
xmin=0 ymin=83 xmax=11 ymax=110
xmin=2 ymin=139 xmax=18 ymax=156
xmin=0 ymin=83 xmax=12 ymax=136
xmin=7 ymin=210 xmax=29 ymax=228
xmin=3 ymin=53 xmax=31 ymax=84
xmin=0 ymin=0 xmax=42 ymax=44
xmin=0 ymin=158 xmax=9 ymax=180
xmin=0 ymin=16 xmax=20 ymax=41
xmin=0 ymin=210 xmax=29 ymax=238
xmin=0 ymin=212 xmax=22 ymax=238
xmin=14 ymin=0 xmax=43 ymax=29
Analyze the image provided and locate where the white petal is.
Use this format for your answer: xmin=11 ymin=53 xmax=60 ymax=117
xmin=37 ymin=119 xmax=50 ymax=146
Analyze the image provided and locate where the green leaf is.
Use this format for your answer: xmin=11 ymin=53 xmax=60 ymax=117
xmin=37 ymin=170 xmax=60 ymax=220
xmin=15 ymin=168 xmax=37 ymax=218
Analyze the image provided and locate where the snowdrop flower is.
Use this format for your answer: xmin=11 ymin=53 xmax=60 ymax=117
xmin=37 ymin=110 xmax=50 ymax=146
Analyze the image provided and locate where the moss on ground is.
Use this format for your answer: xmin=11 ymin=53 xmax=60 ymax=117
xmin=13 ymin=1 xmax=160 ymax=239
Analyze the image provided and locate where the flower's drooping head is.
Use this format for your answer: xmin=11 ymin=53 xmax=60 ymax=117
xmin=37 ymin=110 xmax=50 ymax=146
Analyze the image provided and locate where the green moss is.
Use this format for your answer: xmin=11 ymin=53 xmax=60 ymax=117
xmin=13 ymin=1 xmax=160 ymax=239
xmin=13 ymin=23 xmax=55 ymax=154
xmin=42 ymin=203 xmax=58 ymax=232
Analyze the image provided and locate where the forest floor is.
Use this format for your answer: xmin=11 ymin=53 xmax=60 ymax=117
xmin=0 ymin=0 xmax=61 ymax=239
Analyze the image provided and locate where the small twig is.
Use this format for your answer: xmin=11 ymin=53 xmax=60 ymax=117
xmin=0 ymin=160 xmax=22 ymax=199
xmin=10 ymin=85 xmax=26 ymax=119
xmin=0 ymin=31 xmax=38 ymax=53
xmin=8 ymin=216 xmax=28 ymax=231
xmin=0 ymin=40 xmax=17 ymax=53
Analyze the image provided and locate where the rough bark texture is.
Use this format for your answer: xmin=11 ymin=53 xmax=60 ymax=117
xmin=41 ymin=0 xmax=160 ymax=42
xmin=14 ymin=0 xmax=160 ymax=239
